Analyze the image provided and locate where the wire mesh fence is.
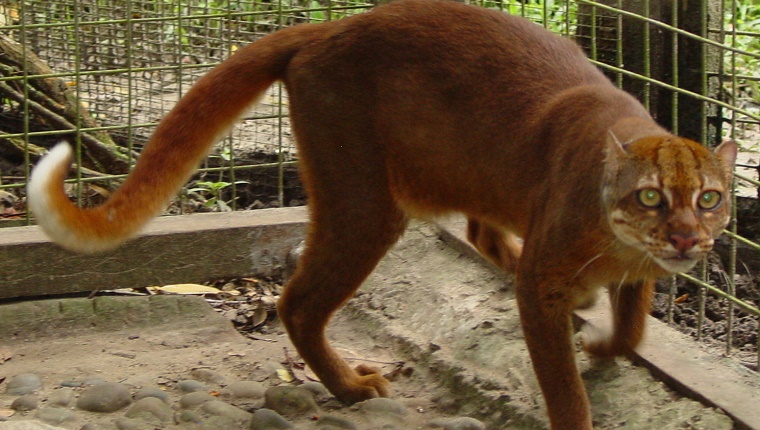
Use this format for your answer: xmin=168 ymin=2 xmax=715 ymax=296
xmin=0 ymin=0 xmax=758 ymax=372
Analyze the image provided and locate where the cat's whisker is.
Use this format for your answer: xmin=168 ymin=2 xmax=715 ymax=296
xmin=613 ymin=271 xmax=629 ymax=309
xmin=572 ymin=253 xmax=604 ymax=281
xmin=572 ymin=239 xmax=616 ymax=281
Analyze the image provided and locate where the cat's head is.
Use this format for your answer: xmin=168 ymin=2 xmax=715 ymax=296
xmin=602 ymin=133 xmax=737 ymax=274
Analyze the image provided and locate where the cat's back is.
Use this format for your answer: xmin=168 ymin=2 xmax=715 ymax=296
xmin=315 ymin=1 xmax=600 ymax=84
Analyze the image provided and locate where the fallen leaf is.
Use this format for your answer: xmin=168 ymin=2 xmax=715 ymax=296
xmin=276 ymin=368 xmax=294 ymax=383
xmin=147 ymin=284 xmax=222 ymax=295
xmin=251 ymin=307 xmax=268 ymax=327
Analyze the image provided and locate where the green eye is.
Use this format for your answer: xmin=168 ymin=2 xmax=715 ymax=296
xmin=637 ymin=188 xmax=662 ymax=208
xmin=698 ymin=191 xmax=722 ymax=210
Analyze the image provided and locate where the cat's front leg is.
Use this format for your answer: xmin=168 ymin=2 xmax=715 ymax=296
xmin=466 ymin=218 xmax=522 ymax=273
xmin=583 ymin=279 xmax=655 ymax=358
xmin=515 ymin=271 xmax=594 ymax=430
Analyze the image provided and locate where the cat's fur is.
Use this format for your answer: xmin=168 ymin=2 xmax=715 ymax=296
xmin=28 ymin=1 xmax=736 ymax=428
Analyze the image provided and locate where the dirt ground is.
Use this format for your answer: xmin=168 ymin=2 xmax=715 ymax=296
xmin=0 ymin=221 xmax=745 ymax=429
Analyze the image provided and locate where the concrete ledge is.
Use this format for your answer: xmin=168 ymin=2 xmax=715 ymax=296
xmin=0 ymin=207 xmax=308 ymax=300
xmin=0 ymin=295 xmax=234 ymax=340
xmin=437 ymin=216 xmax=760 ymax=430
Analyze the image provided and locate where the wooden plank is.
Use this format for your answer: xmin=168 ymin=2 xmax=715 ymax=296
xmin=0 ymin=207 xmax=308 ymax=299
xmin=437 ymin=216 xmax=760 ymax=430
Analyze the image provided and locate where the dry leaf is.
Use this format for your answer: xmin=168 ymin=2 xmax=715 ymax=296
xmin=147 ymin=284 xmax=222 ymax=295
xmin=276 ymin=368 xmax=294 ymax=382
xmin=251 ymin=307 xmax=268 ymax=327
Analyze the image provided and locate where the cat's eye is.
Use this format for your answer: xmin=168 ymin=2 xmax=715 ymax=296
xmin=637 ymin=188 xmax=662 ymax=208
xmin=698 ymin=191 xmax=722 ymax=210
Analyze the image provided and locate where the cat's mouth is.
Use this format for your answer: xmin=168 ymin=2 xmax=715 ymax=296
xmin=656 ymin=256 xmax=699 ymax=273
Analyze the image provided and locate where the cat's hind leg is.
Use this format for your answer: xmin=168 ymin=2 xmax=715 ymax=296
xmin=466 ymin=218 xmax=522 ymax=273
xmin=582 ymin=279 xmax=655 ymax=357
xmin=275 ymin=126 xmax=408 ymax=403
xmin=277 ymin=200 xmax=407 ymax=403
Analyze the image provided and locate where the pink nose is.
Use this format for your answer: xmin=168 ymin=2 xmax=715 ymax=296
xmin=669 ymin=234 xmax=699 ymax=253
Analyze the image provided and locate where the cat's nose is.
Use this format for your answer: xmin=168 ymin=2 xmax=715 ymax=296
xmin=669 ymin=233 xmax=699 ymax=253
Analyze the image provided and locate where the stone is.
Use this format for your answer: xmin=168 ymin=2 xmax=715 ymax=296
xmin=6 ymin=374 xmax=43 ymax=395
xmin=427 ymin=417 xmax=487 ymax=430
xmin=264 ymin=386 xmax=318 ymax=417
xmin=114 ymin=417 xmax=154 ymax=430
xmin=301 ymin=382 xmax=330 ymax=398
xmin=316 ymin=414 xmax=358 ymax=429
xmin=125 ymin=397 xmax=174 ymax=423
xmin=357 ymin=398 xmax=407 ymax=416
xmin=47 ymin=388 xmax=74 ymax=407
xmin=133 ymin=386 xmax=169 ymax=403
xmin=200 ymin=400 xmax=252 ymax=422
xmin=249 ymin=408 xmax=293 ymax=429
xmin=0 ymin=420 xmax=67 ymax=429
xmin=179 ymin=391 xmax=217 ymax=409
xmin=11 ymin=395 xmax=38 ymax=411
xmin=177 ymin=409 xmax=204 ymax=424
xmin=76 ymin=382 xmax=132 ymax=412
xmin=35 ymin=407 xmax=75 ymax=425
xmin=177 ymin=379 xmax=207 ymax=393
xmin=223 ymin=381 xmax=266 ymax=399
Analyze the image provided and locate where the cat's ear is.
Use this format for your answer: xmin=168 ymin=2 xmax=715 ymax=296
xmin=714 ymin=140 xmax=737 ymax=172
xmin=604 ymin=130 xmax=628 ymax=172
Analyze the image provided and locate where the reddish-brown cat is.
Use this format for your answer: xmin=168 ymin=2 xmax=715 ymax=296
xmin=28 ymin=1 xmax=736 ymax=428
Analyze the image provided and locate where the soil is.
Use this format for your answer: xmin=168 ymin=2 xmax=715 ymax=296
xmin=0 ymin=221 xmax=743 ymax=430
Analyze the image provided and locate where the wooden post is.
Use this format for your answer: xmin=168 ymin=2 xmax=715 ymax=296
xmin=575 ymin=0 xmax=723 ymax=146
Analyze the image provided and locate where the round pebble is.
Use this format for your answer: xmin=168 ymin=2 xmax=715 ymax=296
xmin=6 ymin=374 xmax=43 ymax=395
xmin=179 ymin=391 xmax=217 ymax=409
xmin=316 ymin=414 xmax=358 ymax=429
xmin=82 ymin=377 xmax=107 ymax=386
xmin=264 ymin=386 xmax=318 ymax=417
xmin=201 ymin=415 xmax=239 ymax=429
xmin=76 ymin=382 xmax=132 ymax=412
xmin=0 ymin=420 xmax=68 ymax=429
xmin=176 ymin=410 xmax=204 ymax=424
xmin=11 ymin=396 xmax=38 ymax=411
xmin=35 ymin=408 xmax=74 ymax=425
xmin=133 ymin=386 xmax=169 ymax=403
xmin=79 ymin=424 xmax=110 ymax=430
xmin=177 ymin=379 xmax=207 ymax=393
xmin=357 ymin=397 xmax=407 ymax=416
xmin=428 ymin=417 xmax=487 ymax=430
xmin=124 ymin=397 xmax=174 ymax=423
xmin=223 ymin=381 xmax=266 ymax=399
xmin=47 ymin=388 xmax=74 ymax=407
xmin=80 ymin=424 xmax=110 ymax=430
xmin=249 ymin=408 xmax=293 ymax=429
xmin=114 ymin=416 xmax=153 ymax=430
xmin=200 ymin=400 xmax=252 ymax=422
xmin=301 ymin=382 xmax=330 ymax=398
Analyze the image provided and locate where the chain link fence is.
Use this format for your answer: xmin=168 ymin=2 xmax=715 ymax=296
xmin=0 ymin=0 xmax=758 ymax=372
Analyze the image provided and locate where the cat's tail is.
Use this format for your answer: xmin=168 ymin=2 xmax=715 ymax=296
xmin=28 ymin=24 xmax=327 ymax=253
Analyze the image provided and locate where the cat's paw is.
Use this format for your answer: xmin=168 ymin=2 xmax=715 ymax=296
xmin=581 ymin=321 xmax=639 ymax=358
xmin=332 ymin=365 xmax=390 ymax=404
xmin=580 ymin=321 xmax=615 ymax=358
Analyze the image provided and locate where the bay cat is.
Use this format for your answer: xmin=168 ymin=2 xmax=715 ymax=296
xmin=28 ymin=1 xmax=736 ymax=428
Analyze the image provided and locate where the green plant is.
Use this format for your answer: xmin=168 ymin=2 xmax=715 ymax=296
xmin=726 ymin=0 xmax=760 ymax=105
xmin=187 ymin=180 xmax=248 ymax=212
